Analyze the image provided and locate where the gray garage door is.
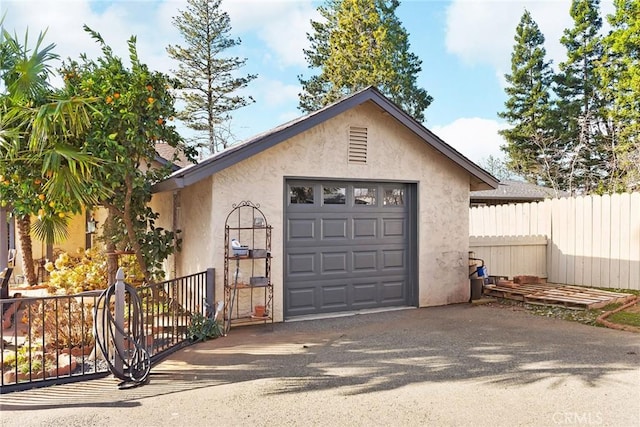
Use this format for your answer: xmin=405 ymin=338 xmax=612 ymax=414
xmin=285 ymin=180 xmax=415 ymax=318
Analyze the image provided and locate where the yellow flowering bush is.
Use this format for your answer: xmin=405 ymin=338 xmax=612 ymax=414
xmin=45 ymin=248 xmax=146 ymax=294
xmin=46 ymin=248 xmax=108 ymax=294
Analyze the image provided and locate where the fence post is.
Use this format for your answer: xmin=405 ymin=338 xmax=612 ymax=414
xmin=206 ymin=268 xmax=215 ymax=308
xmin=114 ymin=267 xmax=126 ymax=374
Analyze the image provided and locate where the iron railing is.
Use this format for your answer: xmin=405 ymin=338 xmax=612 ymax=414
xmin=0 ymin=269 xmax=213 ymax=393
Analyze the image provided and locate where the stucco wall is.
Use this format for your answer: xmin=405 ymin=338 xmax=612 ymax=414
xmin=173 ymin=177 xmax=215 ymax=278
xmin=168 ymin=101 xmax=472 ymax=320
xmin=149 ymin=190 xmax=177 ymax=279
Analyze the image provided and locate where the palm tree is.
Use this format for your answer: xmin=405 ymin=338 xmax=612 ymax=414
xmin=0 ymin=25 xmax=103 ymax=285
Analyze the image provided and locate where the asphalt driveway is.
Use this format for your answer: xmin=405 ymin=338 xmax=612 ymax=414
xmin=1 ymin=304 xmax=639 ymax=426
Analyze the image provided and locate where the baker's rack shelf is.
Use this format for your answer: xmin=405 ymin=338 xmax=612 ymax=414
xmin=223 ymin=201 xmax=273 ymax=333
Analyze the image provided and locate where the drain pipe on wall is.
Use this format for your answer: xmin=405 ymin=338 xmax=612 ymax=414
xmin=171 ymin=190 xmax=181 ymax=279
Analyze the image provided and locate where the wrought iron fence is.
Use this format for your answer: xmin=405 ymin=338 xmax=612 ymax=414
xmin=0 ymin=269 xmax=213 ymax=393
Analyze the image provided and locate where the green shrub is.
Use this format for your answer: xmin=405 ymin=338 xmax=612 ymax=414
xmin=187 ymin=313 xmax=223 ymax=342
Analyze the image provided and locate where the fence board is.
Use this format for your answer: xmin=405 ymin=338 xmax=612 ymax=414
xmin=619 ymin=193 xmax=631 ymax=289
xmin=582 ymin=196 xmax=593 ymax=287
xmin=592 ymin=195 xmax=602 ymax=287
xmin=566 ymin=197 xmax=576 ymax=286
xmin=552 ymin=198 xmax=567 ymax=284
xmin=609 ymin=194 xmax=620 ymax=287
xmin=574 ymin=196 xmax=584 ymax=286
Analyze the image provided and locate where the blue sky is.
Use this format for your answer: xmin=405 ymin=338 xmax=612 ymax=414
xmin=2 ymin=0 xmax=615 ymax=163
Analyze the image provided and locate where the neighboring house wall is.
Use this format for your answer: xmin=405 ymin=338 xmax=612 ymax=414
xmin=469 ymin=192 xmax=640 ymax=290
xmin=167 ymin=103 xmax=474 ymax=320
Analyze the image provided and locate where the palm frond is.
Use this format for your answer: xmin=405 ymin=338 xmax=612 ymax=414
xmin=40 ymin=156 xmax=111 ymax=206
xmin=29 ymin=96 xmax=97 ymax=151
xmin=4 ymin=27 xmax=57 ymax=100
xmin=32 ymin=213 xmax=69 ymax=245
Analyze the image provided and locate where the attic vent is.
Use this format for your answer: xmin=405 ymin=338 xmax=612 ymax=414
xmin=348 ymin=126 xmax=368 ymax=164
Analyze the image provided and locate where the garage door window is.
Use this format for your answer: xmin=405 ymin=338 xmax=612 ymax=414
xmin=323 ymin=186 xmax=346 ymax=204
xmin=383 ymin=187 xmax=404 ymax=206
xmin=354 ymin=187 xmax=376 ymax=206
xmin=290 ymin=186 xmax=314 ymax=204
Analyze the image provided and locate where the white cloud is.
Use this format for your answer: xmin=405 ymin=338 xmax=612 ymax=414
xmin=222 ymin=0 xmax=318 ymax=68
xmin=2 ymin=0 xmax=179 ymax=83
xmin=445 ymin=0 xmax=615 ymax=74
xmin=255 ymin=77 xmax=300 ymax=107
xmin=2 ymin=0 xmax=314 ymax=78
xmin=431 ymin=117 xmax=508 ymax=163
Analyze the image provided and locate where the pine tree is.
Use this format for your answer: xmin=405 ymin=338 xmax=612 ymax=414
xmin=167 ymin=0 xmax=256 ymax=156
xmin=499 ymin=11 xmax=558 ymax=189
xmin=555 ymin=0 xmax=611 ymax=193
xmin=598 ymin=0 xmax=640 ymax=191
xmin=299 ymin=0 xmax=432 ymax=122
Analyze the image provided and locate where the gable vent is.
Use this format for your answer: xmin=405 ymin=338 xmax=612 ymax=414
xmin=348 ymin=126 xmax=368 ymax=164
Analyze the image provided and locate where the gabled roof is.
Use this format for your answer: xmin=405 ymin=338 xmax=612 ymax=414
xmin=152 ymin=86 xmax=499 ymax=193
xmin=471 ymin=179 xmax=568 ymax=203
xmin=154 ymin=143 xmax=192 ymax=170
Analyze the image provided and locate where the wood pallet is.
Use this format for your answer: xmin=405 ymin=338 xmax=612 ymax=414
xmin=483 ymin=282 xmax=635 ymax=310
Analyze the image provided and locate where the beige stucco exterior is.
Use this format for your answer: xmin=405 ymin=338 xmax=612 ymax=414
xmin=155 ymin=101 xmax=473 ymax=321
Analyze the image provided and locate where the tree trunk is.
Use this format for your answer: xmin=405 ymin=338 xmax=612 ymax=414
xmin=123 ymin=174 xmax=151 ymax=284
xmin=104 ymin=207 xmax=119 ymax=286
xmin=16 ymin=215 xmax=38 ymax=286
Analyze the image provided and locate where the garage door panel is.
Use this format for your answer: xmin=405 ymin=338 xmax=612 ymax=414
xmin=322 ymin=218 xmax=348 ymax=239
xmin=383 ymin=218 xmax=405 ymax=237
xmin=322 ymin=285 xmax=349 ymax=309
xmin=382 ymin=249 xmax=405 ymax=269
xmin=352 ymin=250 xmax=377 ymax=271
xmin=353 ymin=218 xmax=377 ymax=239
xmin=353 ymin=282 xmax=377 ymax=305
xmin=321 ymin=252 xmax=348 ymax=273
xmin=287 ymin=253 xmax=316 ymax=276
xmin=288 ymin=287 xmax=316 ymax=312
xmin=288 ymin=218 xmax=315 ymax=240
xmin=381 ymin=280 xmax=405 ymax=303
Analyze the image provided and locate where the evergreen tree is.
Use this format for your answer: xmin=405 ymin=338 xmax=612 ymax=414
xmin=299 ymin=0 xmax=432 ymax=122
xmin=555 ymin=0 xmax=610 ymax=193
xmin=598 ymin=0 xmax=640 ymax=191
xmin=499 ymin=11 xmax=559 ymax=189
xmin=167 ymin=0 xmax=256 ymax=156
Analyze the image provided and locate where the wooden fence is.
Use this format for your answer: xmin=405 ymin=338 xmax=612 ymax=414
xmin=469 ymin=192 xmax=640 ymax=291
xmin=470 ymin=236 xmax=548 ymax=279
